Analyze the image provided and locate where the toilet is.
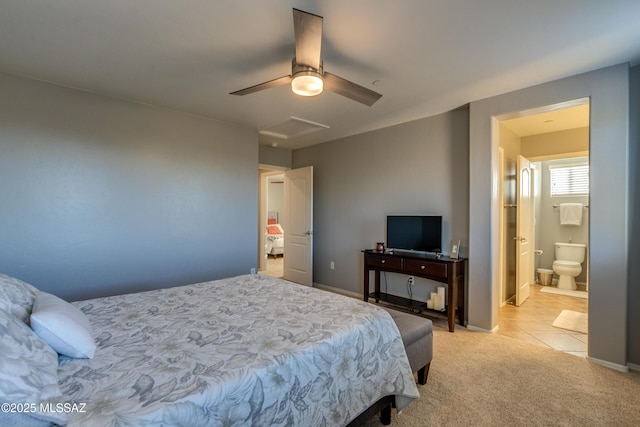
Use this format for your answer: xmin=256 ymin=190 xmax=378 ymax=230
xmin=552 ymin=242 xmax=586 ymax=290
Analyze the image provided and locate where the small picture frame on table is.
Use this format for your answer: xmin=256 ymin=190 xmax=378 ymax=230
xmin=449 ymin=240 xmax=460 ymax=259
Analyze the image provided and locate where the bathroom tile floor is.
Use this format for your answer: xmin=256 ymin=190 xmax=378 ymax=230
xmin=497 ymin=283 xmax=588 ymax=358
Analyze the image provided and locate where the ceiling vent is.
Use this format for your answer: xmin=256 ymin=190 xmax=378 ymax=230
xmin=259 ymin=116 xmax=330 ymax=139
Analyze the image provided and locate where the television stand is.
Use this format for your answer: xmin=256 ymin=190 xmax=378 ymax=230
xmin=362 ymin=249 xmax=466 ymax=332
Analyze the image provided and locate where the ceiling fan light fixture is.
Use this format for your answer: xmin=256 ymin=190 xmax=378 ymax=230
xmin=291 ymin=71 xmax=323 ymax=97
xmin=230 ymin=11 xmax=382 ymax=105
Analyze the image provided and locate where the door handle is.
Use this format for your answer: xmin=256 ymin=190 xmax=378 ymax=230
xmin=304 ymin=230 xmax=313 ymax=236
xmin=513 ymin=236 xmax=527 ymax=242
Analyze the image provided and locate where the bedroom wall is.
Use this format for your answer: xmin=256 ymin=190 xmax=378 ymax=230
xmin=0 ymin=73 xmax=258 ymax=301
xmin=469 ymin=63 xmax=630 ymax=368
xmin=292 ymin=108 xmax=469 ymax=300
xmin=259 ymin=145 xmax=291 ymax=169
xmin=629 ymin=64 xmax=640 ymax=368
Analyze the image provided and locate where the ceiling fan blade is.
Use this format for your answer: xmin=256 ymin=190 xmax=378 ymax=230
xmin=230 ymin=75 xmax=292 ymax=96
xmin=293 ymin=8 xmax=322 ymax=69
xmin=323 ymin=72 xmax=382 ymax=106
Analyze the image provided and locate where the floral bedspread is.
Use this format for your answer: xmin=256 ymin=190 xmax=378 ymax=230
xmin=59 ymin=274 xmax=419 ymax=426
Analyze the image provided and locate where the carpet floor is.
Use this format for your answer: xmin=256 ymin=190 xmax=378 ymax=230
xmin=362 ymin=323 xmax=640 ymax=426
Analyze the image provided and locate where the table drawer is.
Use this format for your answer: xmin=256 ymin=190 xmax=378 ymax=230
xmin=366 ymin=255 xmax=402 ymax=270
xmin=403 ymin=259 xmax=447 ymax=278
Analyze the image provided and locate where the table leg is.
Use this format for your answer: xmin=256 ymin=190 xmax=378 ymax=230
xmin=363 ymin=266 xmax=369 ymax=302
xmin=447 ymin=281 xmax=455 ymax=332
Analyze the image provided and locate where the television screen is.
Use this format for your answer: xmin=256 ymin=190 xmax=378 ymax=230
xmin=386 ymin=215 xmax=442 ymax=253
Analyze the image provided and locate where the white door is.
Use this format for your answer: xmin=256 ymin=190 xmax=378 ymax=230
xmin=283 ymin=166 xmax=313 ymax=286
xmin=515 ymin=155 xmax=532 ymax=306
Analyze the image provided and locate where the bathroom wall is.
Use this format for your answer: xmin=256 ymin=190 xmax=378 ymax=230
xmin=533 ymin=163 xmax=543 ymax=274
xmin=522 ymin=127 xmax=589 ymax=159
xmin=535 ymin=157 xmax=590 ymax=284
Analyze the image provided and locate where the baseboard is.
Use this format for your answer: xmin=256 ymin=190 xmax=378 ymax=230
xmin=466 ymin=324 xmax=499 ymax=333
xmin=313 ymin=282 xmax=361 ymax=300
xmin=626 ymin=362 xmax=639 ymax=372
xmin=586 ymin=356 xmax=629 ymax=372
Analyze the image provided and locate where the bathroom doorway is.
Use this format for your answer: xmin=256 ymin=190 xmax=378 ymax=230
xmin=495 ymin=99 xmax=590 ymax=357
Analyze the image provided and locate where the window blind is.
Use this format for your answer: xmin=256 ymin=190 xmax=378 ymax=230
xmin=550 ymin=164 xmax=589 ymax=196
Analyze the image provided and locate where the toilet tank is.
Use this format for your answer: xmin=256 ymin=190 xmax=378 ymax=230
xmin=555 ymin=242 xmax=586 ymax=263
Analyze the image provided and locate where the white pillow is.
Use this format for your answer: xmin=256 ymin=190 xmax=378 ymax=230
xmin=30 ymin=291 xmax=96 ymax=359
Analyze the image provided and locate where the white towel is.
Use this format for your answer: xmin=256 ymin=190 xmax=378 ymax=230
xmin=559 ymin=203 xmax=583 ymax=226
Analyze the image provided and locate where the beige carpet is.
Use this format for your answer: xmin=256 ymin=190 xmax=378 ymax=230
xmin=552 ymin=309 xmax=588 ymax=334
xmin=362 ymin=324 xmax=640 ymax=426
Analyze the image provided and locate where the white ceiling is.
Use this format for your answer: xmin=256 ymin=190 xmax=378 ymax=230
xmin=501 ymin=104 xmax=590 ymax=137
xmin=1 ymin=1 xmax=639 ymax=149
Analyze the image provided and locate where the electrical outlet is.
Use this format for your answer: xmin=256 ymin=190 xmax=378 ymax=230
xmin=250 ymin=268 xmax=256 ymax=274
xmin=330 ymin=261 xmax=335 ymax=270
xmin=408 ymin=276 xmax=414 ymax=285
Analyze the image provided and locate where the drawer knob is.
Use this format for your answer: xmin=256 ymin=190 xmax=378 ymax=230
xmin=421 ymin=265 xmax=426 ymax=269
xmin=381 ymin=260 xmax=386 ymax=264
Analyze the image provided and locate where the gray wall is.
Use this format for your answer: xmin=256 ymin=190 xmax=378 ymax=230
xmin=629 ymin=64 xmax=640 ymax=367
xmin=470 ymin=63 xmax=630 ymax=368
xmin=259 ymin=145 xmax=292 ymax=169
xmin=0 ymin=73 xmax=258 ymax=301
xmin=292 ymin=108 xmax=469 ymax=301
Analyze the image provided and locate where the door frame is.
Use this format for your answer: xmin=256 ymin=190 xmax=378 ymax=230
xmin=492 ymin=98 xmax=590 ymax=317
xmin=498 ymin=147 xmax=506 ymax=306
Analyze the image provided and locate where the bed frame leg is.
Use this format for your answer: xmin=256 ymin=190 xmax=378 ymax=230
xmin=380 ymin=404 xmax=391 ymax=425
xmin=418 ymin=363 xmax=430 ymax=385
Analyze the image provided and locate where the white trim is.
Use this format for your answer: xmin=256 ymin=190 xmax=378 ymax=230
xmin=467 ymin=324 xmax=499 ymax=333
xmin=628 ymin=363 xmax=640 ymax=372
xmin=586 ymin=356 xmax=629 ymax=372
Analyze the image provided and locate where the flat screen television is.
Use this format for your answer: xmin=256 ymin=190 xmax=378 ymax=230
xmin=386 ymin=215 xmax=442 ymax=253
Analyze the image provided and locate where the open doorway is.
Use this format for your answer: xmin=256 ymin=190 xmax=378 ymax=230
xmin=495 ymin=100 xmax=590 ymax=357
xmin=259 ymin=169 xmax=285 ymax=278
xmin=258 ymin=166 xmax=314 ymax=285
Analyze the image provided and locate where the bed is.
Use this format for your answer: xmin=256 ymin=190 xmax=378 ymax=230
xmin=266 ymin=223 xmax=285 ymax=257
xmin=1 ymin=273 xmax=419 ymax=426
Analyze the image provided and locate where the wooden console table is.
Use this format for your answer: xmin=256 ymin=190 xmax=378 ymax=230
xmin=363 ymin=249 xmax=467 ymax=332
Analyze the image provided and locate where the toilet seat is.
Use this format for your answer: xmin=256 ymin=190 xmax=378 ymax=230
xmin=553 ymin=260 xmax=580 ymax=268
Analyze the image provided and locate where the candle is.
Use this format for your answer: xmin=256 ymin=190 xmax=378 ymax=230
xmin=427 ymin=299 xmax=434 ymax=309
xmin=437 ymin=287 xmax=446 ymax=311
xmin=433 ymin=294 xmax=442 ymax=311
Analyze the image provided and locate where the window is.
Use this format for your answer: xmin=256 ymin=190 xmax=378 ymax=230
xmin=550 ymin=164 xmax=589 ymax=196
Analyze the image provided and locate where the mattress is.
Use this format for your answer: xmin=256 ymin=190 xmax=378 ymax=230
xmin=58 ymin=274 xmax=419 ymax=426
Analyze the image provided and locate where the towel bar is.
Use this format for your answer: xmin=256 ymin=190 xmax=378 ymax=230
xmin=552 ymin=204 xmax=589 ymax=208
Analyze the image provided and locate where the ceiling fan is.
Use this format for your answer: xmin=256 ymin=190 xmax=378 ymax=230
xmin=230 ymin=8 xmax=382 ymax=106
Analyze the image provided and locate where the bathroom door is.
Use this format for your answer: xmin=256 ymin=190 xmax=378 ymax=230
xmin=515 ymin=155 xmax=532 ymax=306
